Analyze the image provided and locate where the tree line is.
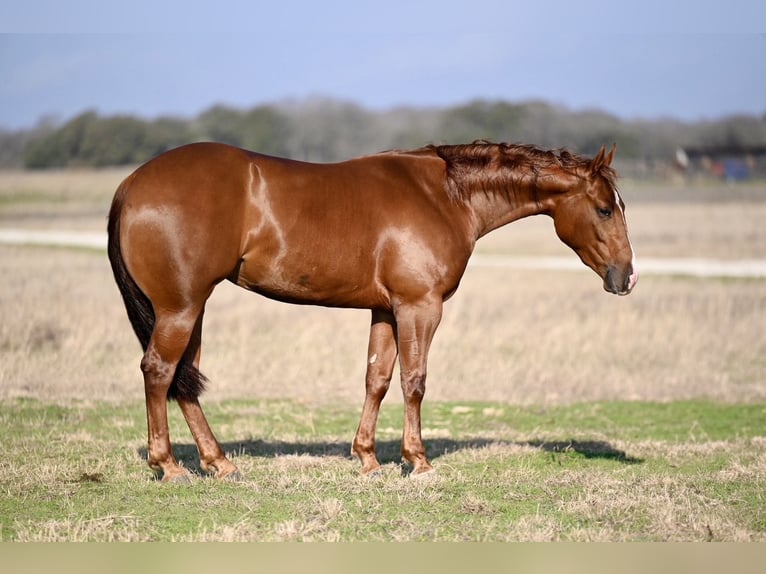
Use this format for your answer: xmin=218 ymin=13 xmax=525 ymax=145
xmin=1 ymin=98 xmax=765 ymax=169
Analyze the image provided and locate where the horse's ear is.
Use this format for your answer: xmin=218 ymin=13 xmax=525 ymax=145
xmin=591 ymin=145 xmax=606 ymax=174
xmin=591 ymin=144 xmax=616 ymax=174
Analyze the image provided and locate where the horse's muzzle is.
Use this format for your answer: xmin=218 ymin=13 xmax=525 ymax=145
xmin=604 ymin=265 xmax=639 ymax=296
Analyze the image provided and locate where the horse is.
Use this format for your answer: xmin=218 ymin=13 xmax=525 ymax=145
xmin=107 ymin=140 xmax=638 ymax=482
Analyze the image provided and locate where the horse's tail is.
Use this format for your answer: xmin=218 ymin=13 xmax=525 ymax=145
xmin=107 ymin=179 xmax=207 ymax=401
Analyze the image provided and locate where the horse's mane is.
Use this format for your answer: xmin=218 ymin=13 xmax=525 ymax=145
xmin=426 ymin=140 xmax=617 ymax=203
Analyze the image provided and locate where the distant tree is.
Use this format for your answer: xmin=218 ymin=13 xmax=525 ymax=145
xmin=0 ymin=129 xmax=33 ymax=168
xmin=376 ymin=106 xmax=443 ymax=150
xmin=24 ymin=110 xmax=98 ymax=167
xmin=16 ymin=98 xmax=766 ymax=169
xmin=145 ymin=117 xmax=198 ymax=155
xmin=197 ymin=104 xmax=291 ymax=157
xmin=438 ymin=100 xmax=525 ymax=143
xmin=711 ymin=115 xmax=766 ymax=149
xmin=24 ymin=111 xmax=195 ymax=168
xmin=77 ymin=115 xmax=150 ymax=165
xmin=197 ymin=105 xmax=246 ymax=146
xmin=280 ymin=99 xmax=378 ymax=161
xmin=239 ymin=106 xmax=291 ymax=156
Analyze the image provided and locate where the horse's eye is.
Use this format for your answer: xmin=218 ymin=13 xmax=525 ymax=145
xmin=597 ymin=207 xmax=613 ymax=218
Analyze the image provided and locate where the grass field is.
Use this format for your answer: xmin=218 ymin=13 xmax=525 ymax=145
xmin=1 ymin=398 xmax=764 ymax=541
xmin=0 ymin=169 xmax=765 ymax=541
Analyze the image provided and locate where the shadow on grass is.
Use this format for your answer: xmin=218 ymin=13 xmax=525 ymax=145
xmin=524 ymin=439 xmax=643 ymax=464
xmin=139 ymin=437 xmax=642 ymax=475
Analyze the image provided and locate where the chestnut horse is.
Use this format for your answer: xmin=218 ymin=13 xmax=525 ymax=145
xmin=107 ymin=141 xmax=638 ymax=482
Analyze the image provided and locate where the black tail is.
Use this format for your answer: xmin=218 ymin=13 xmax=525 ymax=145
xmin=107 ymin=182 xmax=207 ymax=401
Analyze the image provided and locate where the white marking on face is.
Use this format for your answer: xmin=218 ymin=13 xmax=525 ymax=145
xmin=368 ymin=353 xmax=378 ymax=365
xmin=615 ymin=189 xmax=639 ymax=291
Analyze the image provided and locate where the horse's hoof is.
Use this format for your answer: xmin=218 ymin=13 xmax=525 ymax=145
xmin=204 ymin=459 xmax=241 ymax=481
xmin=219 ymin=469 xmax=244 ymax=482
xmin=361 ymin=467 xmax=384 ymax=479
xmin=410 ymin=467 xmax=437 ymax=481
xmin=164 ymin=472 xmax=194 ymax=485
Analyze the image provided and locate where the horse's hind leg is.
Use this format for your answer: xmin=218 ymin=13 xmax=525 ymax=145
xmin=176 ymin=309 xmax=241 ymax=480
xmin=141 ymin=306 xmax=203 ymax=483
xmin=177 ymin=399 xmax=240 ymax=479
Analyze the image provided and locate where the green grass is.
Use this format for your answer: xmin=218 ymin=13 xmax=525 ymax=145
xmin=1 ymin=398 xmax=764 ymax=541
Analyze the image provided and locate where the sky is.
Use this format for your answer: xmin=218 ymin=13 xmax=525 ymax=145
xmin=1 ymin=1 xmax=765 ymax=130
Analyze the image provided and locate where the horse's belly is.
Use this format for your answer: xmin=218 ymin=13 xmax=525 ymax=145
xmin=233 ymin=254 xmax=387 ymax=309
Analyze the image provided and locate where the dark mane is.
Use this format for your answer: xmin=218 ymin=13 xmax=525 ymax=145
xmin=427 ymin=141 xmax=617 ymax=202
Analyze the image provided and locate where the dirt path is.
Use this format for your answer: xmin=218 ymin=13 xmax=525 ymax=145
xmin=2 ymin=227 xmax=766 ymax=279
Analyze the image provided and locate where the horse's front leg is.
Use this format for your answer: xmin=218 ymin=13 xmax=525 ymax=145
xmin=394 ymin=297 xmax=443 ymax=476
xmin=351 ymin=310 xmax=398 ymax=475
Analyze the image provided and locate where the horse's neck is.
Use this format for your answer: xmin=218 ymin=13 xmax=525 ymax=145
xmin=430 ymin=143 xmax=582 ymax=239
xmin=466 ymin=176 xmax=553 ymax=239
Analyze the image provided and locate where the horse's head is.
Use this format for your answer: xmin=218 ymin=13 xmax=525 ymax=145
xmin=550 ymin=145 xmax=638 ymax=295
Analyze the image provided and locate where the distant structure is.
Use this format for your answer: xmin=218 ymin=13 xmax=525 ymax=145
xmin=675 ymin=144 xmax=766 ymax=181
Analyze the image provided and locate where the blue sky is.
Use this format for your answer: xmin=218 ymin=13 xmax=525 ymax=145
xmin=1 ymin=1 xmax=764 ymax=129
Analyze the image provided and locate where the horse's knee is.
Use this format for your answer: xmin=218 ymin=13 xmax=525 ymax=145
xmin=401 ymin=371 xmax=426 ymax=402
xmin=141 ymin=345 xmax=165 ymax=374
xmin=141 ymin=309 xmax=201 ymax=380
xmin=365 ymin=373 xmax=391 ymax=400
xmin=140 ymin=347 xmax=176 ymax=394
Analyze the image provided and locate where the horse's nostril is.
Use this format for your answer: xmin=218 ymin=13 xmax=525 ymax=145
xmin=604 ymin=267 xmax=620 ymax=294
xmin=604 ymin=265 xmax=637 ymax=295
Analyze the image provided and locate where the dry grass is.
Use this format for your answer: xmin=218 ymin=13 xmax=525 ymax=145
xmin=1 ymin=244 xmax=765 ymax=406
xmin=0 ymin=167 xmax=131 ymax=230
xmin=13 ymin=515 xmax=149 ymax=542
xmin=1 ymin=169 xmax=765 ymax=406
